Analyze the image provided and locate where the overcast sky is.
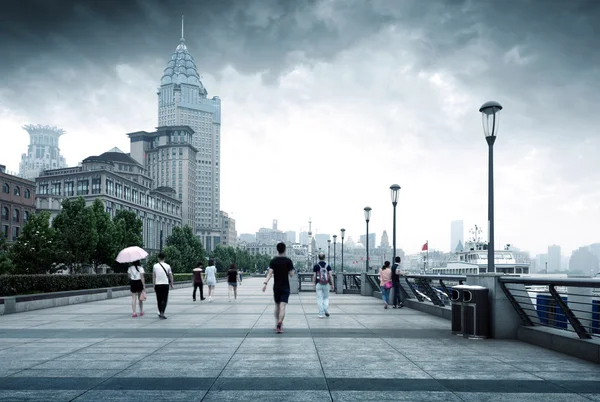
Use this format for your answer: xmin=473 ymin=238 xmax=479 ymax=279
xmin=1 ymin=0 xmax=598 ymax=256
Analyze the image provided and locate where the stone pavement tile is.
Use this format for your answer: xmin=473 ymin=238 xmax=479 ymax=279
xmin=327 ymin=378 xmax=443 ymax=391
xmin=414 ymin=361 xmax=518 ymax=372
xmin=225 ymin=354 xmax=321 ymax=370
xmin=535 ymin=372 xmax=600 ymax=381
xmin=582 ymin=394 xmax=600 ymax=401
xmin=0 ymin=370 xmax=18 ymax=379
xmin=0 ymin=351 xmax=70 ymax=360
xmin=0 ymin=390 xmax=83 ymax=401
xmin=57 ymin=353 xmax=148 ymax=362
xmin=77 ymin=346 xmax=160 ymax=354
xmin=0 ymin=360 xmax=53 ymax=370
xmin=455 ymin=393 xmax=591 ymax=401
xmin=72 ymin=390 xmax=207 ymax=401
xmin=426 ymin=371 xmax=544 ymax=380
xmin=549 ymin=380 xmax=600 ymax=394
xmin=219 ymin=369 xmax=325 ymax=378
xmin=202 ymin=390 xmax=331 ymax=402
xmin=331 ymin=391 xmax=464 ymax=401
xmin=33 ymin=360 xmax=137 ymax=370
xmin=324 ymin=369 xmax=432 ymax=379
xmin=437 ymin=379 xmax=572 ymax=393
xmin=95 ymin=377 xmax=214 ymax=390
xmin=508 ymin=362 xmax=600 ymax=372
xmin=11 ymin=369 xmax=121 ymax=378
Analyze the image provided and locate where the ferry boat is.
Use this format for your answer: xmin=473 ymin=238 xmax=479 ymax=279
xmin=431 ymin=241 xmax=530 ymax=276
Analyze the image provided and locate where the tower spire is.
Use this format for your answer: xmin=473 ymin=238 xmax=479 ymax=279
xmin=181 ymin=14 xmax=184 ymax=41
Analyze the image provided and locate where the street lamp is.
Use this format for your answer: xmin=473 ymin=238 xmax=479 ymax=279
xmin=364 ymin=207 xmax=371 ymax=272
xmin=340 ymin=228 xmax=345 ymax=272
xmin=333 ymin=235 xmax=337 ymax=271
xmin=327 ymin=239 xmax=331 ymax=265
xmin=479 ymin=100 xmax=503 ymax=274
xmin=390 ymin=184 xmax=400 ymax=261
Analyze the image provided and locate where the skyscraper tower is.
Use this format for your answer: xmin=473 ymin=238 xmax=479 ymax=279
xmin=19 ymin=125 xmax=67 ymax=180
xmin=157 ymin=16 xmax=222 ymax=250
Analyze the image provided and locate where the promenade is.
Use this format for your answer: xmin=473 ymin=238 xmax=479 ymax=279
xmin=0 ymin=278 xmax=599 ymax=401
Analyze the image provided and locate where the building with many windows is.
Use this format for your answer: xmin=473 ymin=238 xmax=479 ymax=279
xmin=220 ymin=211 xmax=236 ymax=247
xmin=0 ymin=165 xmax=36 ymax=241
xmin=35 ymin=151 xmax=182 ymax=252
xmin=157 ymin=21 xmax=222 ymax=250
xmin=19 ymin=125 xmax=68 ymax=180
xmin=128 ymin=126 xmax=197 ymax=230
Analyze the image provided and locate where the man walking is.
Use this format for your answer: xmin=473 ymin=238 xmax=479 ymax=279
xmin=312 ymin=252 xmax=334 ymax=318
xmin=262 ymin=242 xmax=295 ymax=333
xmin=153 ymin=253 xmax=174 ymax=319
xmin=391 ymin=256 xmax=404 ymax=308
xmin=192 ymin=261 xmax=205 ymax=302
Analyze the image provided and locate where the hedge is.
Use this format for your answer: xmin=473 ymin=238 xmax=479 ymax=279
xmin=0 ymin=272 xmax=225 ymax=297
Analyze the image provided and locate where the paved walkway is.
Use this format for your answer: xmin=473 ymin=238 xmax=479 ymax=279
xmin=0 ymin=278 xmax=599 ymax=401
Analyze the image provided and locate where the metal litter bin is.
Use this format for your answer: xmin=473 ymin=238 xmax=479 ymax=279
xmin=461 ymin=285 xmax=489 ymax=339
xmin=451 ymin=285 xmax=467 ymax=335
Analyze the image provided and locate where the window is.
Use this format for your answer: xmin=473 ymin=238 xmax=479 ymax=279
xmin=12 ymin=226 xmax=19 ymax=241
xmin=2 ymin=183 xmax=9 ymax=194
xmin=51 ymin=183 xmax=61 ymax=196
xmin=92 ymin=178 xmax=101 ymax=194
xmin=1 ymin=206 xmax=8 ymax=221
xmin=77 ymin=180 xmax=89 ymax=195
xmin=24 ymin=189 xmax=31 ymax=199
xmin=14 ymin=186 xmax=20 ymax=196
xmin=65 ymin=182 xmax=74 ymax=196
xmin=12 ymin=209 xmax=19 ymax=223
xmin=115 ymin=184 xmax=122 ymax=198
xmin=2 ymin=225 xmax=7 ymax=238
xmin=23 ymin=211 xmax=29 ymax=223
xmin=39 ymin=183 xmax=49 ymax=195
xmin=106 ymin=179 xmax=114 ymax=195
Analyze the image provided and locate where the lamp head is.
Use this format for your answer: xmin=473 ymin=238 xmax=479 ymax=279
xmin=390 ymin=184 xmax=400 ymax=205
xmin=364 ymin=206 xmax=372 ymax=222
xmin=479 ymin=101 xmax=503 ymax=139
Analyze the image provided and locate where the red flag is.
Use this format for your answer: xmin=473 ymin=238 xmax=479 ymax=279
xmin=422 ymin=242 xmax=428 ymax=251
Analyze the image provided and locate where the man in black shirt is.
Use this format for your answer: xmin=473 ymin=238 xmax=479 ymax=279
xmin=262 ymin=242 xmax=295 ymax=333
xmin=391 ymin=256 xmax=404 ymax=308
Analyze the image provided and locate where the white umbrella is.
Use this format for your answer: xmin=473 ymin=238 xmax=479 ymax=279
xmin=116 ymin=246 xmax=148 ymax=263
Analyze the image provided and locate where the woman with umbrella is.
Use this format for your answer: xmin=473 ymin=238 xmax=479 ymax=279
xmin=117 ymin=246 xmax=149 ymax=318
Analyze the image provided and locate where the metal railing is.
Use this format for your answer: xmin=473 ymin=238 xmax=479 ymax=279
xmin=499 ymin=276 xmax=600 ymax=340
xmin=298 ymin=272 xmax=315 ymax=292
xmin=343 ymin=273 xmax=361 ymax=293
xmin=402 ymin=274 xmax=466 ymax=307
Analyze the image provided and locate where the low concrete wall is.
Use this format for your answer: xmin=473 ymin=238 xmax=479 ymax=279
xmin=403 ymin=299 xmax=452 ymax=320
xmin=0 ymin=281 xmax=193 ymax=315
xmin=517 ymin=325 xmax=600 ymax=364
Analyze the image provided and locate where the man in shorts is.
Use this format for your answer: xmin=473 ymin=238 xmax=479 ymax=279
xmin=262 ymin=242 xmax=295 ymax=333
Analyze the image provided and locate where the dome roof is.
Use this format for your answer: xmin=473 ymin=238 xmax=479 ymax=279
xmin=160 ymin=39 xmax=207 ymax=94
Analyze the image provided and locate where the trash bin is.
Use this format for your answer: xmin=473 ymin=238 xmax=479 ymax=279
xmin=451 ymin=285 xmax=467 ymax=335
xmin=461 ymin=285 xmax=489 ymax=339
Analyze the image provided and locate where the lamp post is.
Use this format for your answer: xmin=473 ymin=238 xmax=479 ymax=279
xmin=327 ymin=239 xmax=331 ymax=265
xmin=340 ymin=229 xmax=345 ymax=272
xmin=364 ymin=207 xmax=371 ymax=272
xmin=479 ymin=100 xmax=503 ymax=274
xmin=390 ymin=184 xmax=400 ymax=261
xmin=333 ymin=235 xmax=337 ymax=271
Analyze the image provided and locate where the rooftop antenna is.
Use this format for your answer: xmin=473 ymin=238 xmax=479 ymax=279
xmin=181 ymin=14 xmax=184 ymax=41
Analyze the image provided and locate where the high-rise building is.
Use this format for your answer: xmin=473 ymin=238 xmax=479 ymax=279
xmin=359 ymin=233 xmax=376 ymax=248
xmin=380 ymin=231 xmax=390 ymax=249
xmin=285 ymin=231 xmax=297 ymax=243
xmin=128 ymin=126 xmax=197 ymax=229
xmin=19 ymin=125 xmax=68 ymax=180
xmin=239 ymin=233 xmax=256 ymax=243
xmin=450 ymin=220 xmax=464 ymax=253
xmin=220 ymin=211 xmax=236 ymax=247
xmin=157 ymin=18 xmax=222 ymax=250
xmin=548 ymin=245 xmax=561 ymax=272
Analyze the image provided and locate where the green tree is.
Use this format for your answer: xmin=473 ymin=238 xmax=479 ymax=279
xmin=0 ymin=235 xmax=15 ymax=274
xmin=164 ymin=225 xmax=205 ymax=273
xmin=211 ymin=244 xmax=235 ymax=272
xmin=53 ymin=197 xmax=98 ymax=272
xmin=90 ymin=199 xmax=118 ymax=270
xmin=113 ymin=210 xmax=143 ymax=250
xmin=8 ymin=211 xmax=59 ymax=274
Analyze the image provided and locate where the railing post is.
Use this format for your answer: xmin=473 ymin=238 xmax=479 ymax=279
xmin=4 ymin=297 xmax=16 ymax=314
xmin=290 ymin=272 xmax=299 ymax=294
xmin=360 ymin=273 xmax=373 ymax=296
xmin=405 ymin=278 xmax=423 ymax=302
xmin=549 ymin=285 xmax=591 ymax=339
xmin=335 ymin=273 xmax=344 ymax=295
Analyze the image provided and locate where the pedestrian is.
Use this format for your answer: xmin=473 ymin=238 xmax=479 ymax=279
xmin=312 ymin=252 xmax=334 ymax=318
xmin=153 ymin=252 xmax=173 ymax=319
xmin=128 ymin=260 xmax=145 ymax=317
xmin=227 ymin=264 xmax=241 ymax=302
xmin=379 ymin=261 xmax=392 ymax=309
xmin=205 ymin=259 xmax=217 ymax=302
xmin=262 ymin=242 xmax=295 ymax=333
xmin=391 ymin=256 xmax=404 ymax=308
xmin=192 ymin=261 xmax=205 ymax=302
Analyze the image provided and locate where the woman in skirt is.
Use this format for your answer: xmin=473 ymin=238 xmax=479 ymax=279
xmin=128 ymin=260 xmax=146 ymax=317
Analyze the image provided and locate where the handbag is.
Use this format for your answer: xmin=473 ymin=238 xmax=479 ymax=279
xmin=384 ymin=281 xmax=393 ymax=289
xmin=139 ymin=290 xmax=147 ymax=301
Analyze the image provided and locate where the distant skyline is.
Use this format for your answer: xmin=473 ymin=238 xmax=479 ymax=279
xmin=1 ymin=0 xmax=599 ymax=255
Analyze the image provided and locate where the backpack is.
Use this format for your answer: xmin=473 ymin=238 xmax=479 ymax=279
xmin=317 ymin=262 xmax=329 ymax=285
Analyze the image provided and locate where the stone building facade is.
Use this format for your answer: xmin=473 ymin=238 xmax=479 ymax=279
xmin=0 ymin=165 xmax=36 ymax=241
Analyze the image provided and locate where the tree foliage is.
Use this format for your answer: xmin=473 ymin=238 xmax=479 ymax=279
xmin=90 ymin=199 xmax=118 ymax=270
xmin=0 ymin=235 xmax=15 ymax=274
xmin=210 ymin=244 xmax=272 ymax=273
xmin=113 ymin=210 xmax=144 ymax=249
xmin=161 ymin=225 xmax=205 ymax=273
xmin=8 ymin=211 xmax=59 ymax=274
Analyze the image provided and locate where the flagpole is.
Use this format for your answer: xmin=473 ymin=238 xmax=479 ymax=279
xmin=426 ymin=240 xmax=429 ymax=272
